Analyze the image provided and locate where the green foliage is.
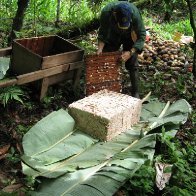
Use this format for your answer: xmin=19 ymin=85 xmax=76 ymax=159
xmin=144 ymin=10 xmax=193 ymax=40
xmin=124 ymin=164 xmax=156 ymax=196
xmin=0 ymin=0 xmax=17 ymax=19
xmin=6 ymin=147 xmax=20 ymax=164
xmin=63 ymin=0 xmax=94 ymax=28
xmin=41 ymin=95 xmax=54 ymax=108
xmin=176 ymin=75 xmax=187 ymax=95
xmin=76 ymin=39 xmax=97 ymax=54
xmin=0 ymin=0 xmax=114 ymax=40
xmin=16 ymin=124 xmax=31 ymax=136
xmin=155 ymin=127 xmax=196 ymax=196
xmin=0 ymin=86 xmax=26 ymax=107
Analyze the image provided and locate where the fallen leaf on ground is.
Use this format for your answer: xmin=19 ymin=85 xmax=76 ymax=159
xmin=0 ymin=144 xmax=10 ymax=156
xmin=2 ymin=183 xmax=23 ymax=193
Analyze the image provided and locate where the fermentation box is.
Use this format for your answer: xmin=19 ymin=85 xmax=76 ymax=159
xmin=85 ymin=52 xmax=122 ymax=96
xmin=11 ymin=35 xmax=84 ymax=75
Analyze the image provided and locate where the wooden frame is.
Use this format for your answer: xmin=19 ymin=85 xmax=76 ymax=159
xmin=0 ymin=47 xmax=84 ymax=100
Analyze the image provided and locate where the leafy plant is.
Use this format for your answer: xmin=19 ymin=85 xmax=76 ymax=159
xmin=144 ymin=11 xmax=193 ymax=40
xmin=0 ymin=57 xmax=10 ymax=79
xmin=124 ymin=164 xmax=156 ymax=196
xmin=155 ymin=127 xmax=196 ymax=196
xmin=152 ymin=71 xmax=166 ymax=96
xmin=0 ymin=86 xmax=26 ymax=107
xmin=16 ymin=124 xmax=31 ymax=136
xmin=6 ymin=147 xmax=20 ymax=164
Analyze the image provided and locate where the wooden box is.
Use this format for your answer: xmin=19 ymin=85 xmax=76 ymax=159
xmin=85 ymin=52 xmax=122 ymax=96
xmin=10 ymin=35 xmax=84 ymax=75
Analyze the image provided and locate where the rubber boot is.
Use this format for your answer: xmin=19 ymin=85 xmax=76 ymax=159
xmin=129 ymin=69 xmax=140 ymax=98
xmin=125 ymin=53 xmax=140 ymax=98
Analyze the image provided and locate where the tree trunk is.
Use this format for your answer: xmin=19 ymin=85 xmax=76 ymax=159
xmin=186 ymin=0 xmax=196 ymax=78
xmin=8 ymin=0 xmax=29 ymax=46
xmin=55 ymin=0 xmax=61 ymax=27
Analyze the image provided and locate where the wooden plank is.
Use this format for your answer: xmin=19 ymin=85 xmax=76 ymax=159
xmin=17 ymin=39 xmax=27 ymax=46
xmin=72 ymin=68 xmax=82 ymax=89
xmin=0 ymin=47 xmax=12 ymax=57
xmin=11 ymin=41 xmax=42 ymax=75
xmin=47 ymin=71 xmax=75 ymax=86
xmin=16 ymin=63 xmax=70 ymax=85
xmin=26 ymin=38 xmax=33 ymax=51
xmin=54 ymin=36 xmax=81 ymax=52
xmin=42 ymin=36 xmax=55 ymax=57
xmin=31 ymin=37 xmax=38 ymax=54
xmin=69 ymin=61 xmax=84 ymax=70
xmin=35 ymin=37 xmax=45 ymax=56
xmin=0 ymin=79 xmax=17 ymax=88
xmin=40 ymin=77 xmax=49 ymax=100
xmin=42 ymin=50 xmax=84 ymax=69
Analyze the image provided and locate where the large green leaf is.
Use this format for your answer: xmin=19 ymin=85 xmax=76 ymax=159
xmin=22 ymin=109 xmax=80 ymax=165
xmin=22 ymin=128 xmax=141 ymax=178
xmin=21 ymin=98 xmax=191 ymax=195
xmin=32 ymin=133 xmax=157 ymax=196
xmin=0 ymin=57 xmax=10 ymax=79
xmin=141 ymin=99 xmax=192 ymax=131
xmin=141 ymin=101 xmax=166 ymax=121
xmin=22 ymin=99 xmax=191 ymax=179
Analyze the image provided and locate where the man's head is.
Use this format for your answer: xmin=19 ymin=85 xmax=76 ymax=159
xmin=114 ymin=3 xmax=132 ymax=30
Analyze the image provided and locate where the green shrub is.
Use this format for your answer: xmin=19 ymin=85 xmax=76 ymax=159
xmin=0 ymin=86 xmax=26 ymax=107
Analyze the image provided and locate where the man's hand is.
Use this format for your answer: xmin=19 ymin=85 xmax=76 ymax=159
xmin=97 ymin=48 xmax=103 ymax=55
xmin=97 ymin=40 xmax=105 ymax=55
xmin=121 ymin=51 xmax=131 ymax=62
xmin=121 ymin=48 xmax=137 ymax=62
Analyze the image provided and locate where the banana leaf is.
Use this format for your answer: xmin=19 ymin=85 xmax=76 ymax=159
xmin=22 ymin=128 xmax=141 ymax=178
xmin=32 ymin=132 xmax=178 ymax=196
xmin=22 ymin=109 xmax=97 ymax=166
xmin=21 ymin=99 xmax=191 ymax=195
xmin=0 ymin=57 xmax=10 ymax=80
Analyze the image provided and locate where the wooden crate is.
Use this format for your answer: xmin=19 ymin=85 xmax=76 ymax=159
xmin=5 ymin=35 xmax=85 ymax=100
xmin=85 ymin=52 xmax=122 ymax=96
xmin=10 ymin=35 xmax=84 ymax=75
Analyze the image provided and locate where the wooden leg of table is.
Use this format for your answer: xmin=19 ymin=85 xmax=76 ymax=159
xmin=40 ymin=77 xmax=49 ymax=100
xmin=72 ymin=68 xmax=82 ymax=90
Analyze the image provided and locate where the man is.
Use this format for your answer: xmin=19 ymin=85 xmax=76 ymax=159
xmin=97 ymin=1 xmax=146 ymax=98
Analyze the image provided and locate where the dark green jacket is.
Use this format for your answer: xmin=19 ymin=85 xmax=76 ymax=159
xmin=98 ymin=1 xmax=146 ymax=52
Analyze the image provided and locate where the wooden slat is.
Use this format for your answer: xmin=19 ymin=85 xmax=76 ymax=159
xmin=72 ymin=68 xmax=82 ymax=89
xmin=31 ymin=37 xmax=38 ymax=54
xmin=0 ymin=47 xmax=12 ymax=57
xmin=0 ymin=61 xmax=82 ymax=88
xmin=26 ymin=39 xmax=34 ymax=51
xmin=47 ymin=71 xmax=75 ymax=86
xmin=69 ymin=61 xmax=84 ymax=70
xmin=40 ymin=77 xmax=49 ymax=100
xmin=42 ymin=50 xmax=84 ymax=69
xmin=42 ymin=36 xmax=54 ymax=56
xmin=0 ymin=79 xmax=17 ymax=87
xmin=35 ymin=37 xmax=45 ymax=56
xmin=11 ymin=41 xmax=42 ymax=75
xmin=16 ymin=63 xmax=70 ymax=85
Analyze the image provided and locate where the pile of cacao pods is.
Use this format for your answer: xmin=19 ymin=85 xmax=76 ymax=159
xmin=137 ymin=33 xmax=193 ymax=79
xmin=121 ymin=32 xmax=194 ymax=100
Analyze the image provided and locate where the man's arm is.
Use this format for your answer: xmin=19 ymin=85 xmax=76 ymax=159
xmin=132 ymin=9 xmax=146 ymax=53
xmin=97 ymin=9 xmax=111 ymax=54
xmin=97 ymin=40 xmax=105 ymax=55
